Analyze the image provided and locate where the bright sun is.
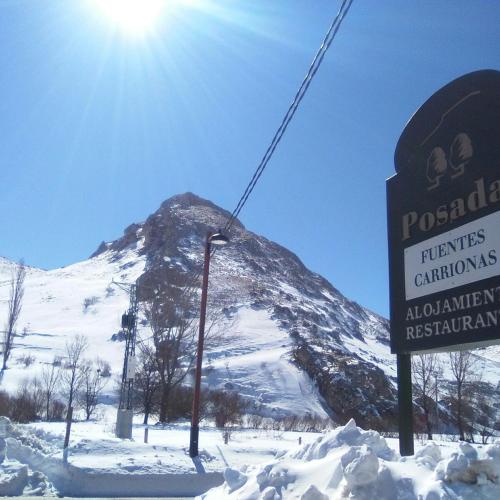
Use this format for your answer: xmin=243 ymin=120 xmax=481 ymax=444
xmin=92 ymin=0 xmax=166 ymax=36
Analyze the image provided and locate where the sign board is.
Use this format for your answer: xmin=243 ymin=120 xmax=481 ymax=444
xmin=126 ymin=355 xmax=136 ymax=379
xmin=387 ymin=70 xmax=500 ymax=354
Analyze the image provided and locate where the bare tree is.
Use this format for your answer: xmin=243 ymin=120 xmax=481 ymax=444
xmin=448 ymin=350 xmax=479 ymax=441
xmin=412 ymin=353 xmax=441 ymax=440
xmin=133 ymin=344 xmax=160 ymax=424
xmin=59 ymin=335 xmax=88 ymax=457
xmin=97 ymin=358 xmax=112 ymax=378
xmin=79 ymin=358 xmax=108 ymax=420
xmin=208 ymin=389 xmax=248 ymax=442
xmin=10 ymin=379 xmax=38 ymax=423
xmin=40 ymin=361 xmax=60 ymax=421
xmin=2 ymin=260 xmax=26 ymax=371
xmin=8 ymin=377 xmax=44 ymax=422
xmin=31 ymin=376 xmax=45 ymax=416
xmin=60 ymin=335 xmax=88 ymax=415
xmin=141 ymin=268 xmax=230 ymax=423
xmin=144 ymin=280 xmax=198 ymax=423
xmin=475 ymin=387 xmax=496 ymax=444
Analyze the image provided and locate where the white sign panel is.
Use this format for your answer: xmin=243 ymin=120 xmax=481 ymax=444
xmin=126 ymin=355 xmax=136 ymax=380
xmin=405 ymin=210 xmax=500 ymax=300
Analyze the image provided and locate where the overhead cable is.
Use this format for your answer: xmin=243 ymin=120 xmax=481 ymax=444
xmin=223 ymin=0 xmax=354 ymax=234
xmin=139 ymin=0 xmax=354 ymax=340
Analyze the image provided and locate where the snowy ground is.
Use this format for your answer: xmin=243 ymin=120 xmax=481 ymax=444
xmin=0 ymin=251 xmax=329 ymax=418
xmin=203 ymin=308 xmax=328 ymax=418
xmin=1 ymin=409 xmax=322 ymax=497
xmin=17 ymin=408 xmax=319 ymax=475
xmin=0 ymin=251 xmax=146 ymax=395
xmin=1 ymin=409 xmax=499 ymax=498
xmin=1 ymin=250 xmax=500 ymax=497
xmin=2 ymin=250 xmax=499 ymax=415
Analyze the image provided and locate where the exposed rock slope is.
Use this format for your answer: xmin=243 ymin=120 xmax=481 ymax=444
xmin=92 ymin=193 xmax=398 ymax=428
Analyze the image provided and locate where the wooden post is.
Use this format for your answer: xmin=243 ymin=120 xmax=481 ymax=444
xmin=63 ymin=406 xmax=73 ymax=463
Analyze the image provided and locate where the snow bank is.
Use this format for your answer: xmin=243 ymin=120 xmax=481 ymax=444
xmin=0 ymin=418 xmax=56 ymax=496
xmin=6 ymin=434 xmax=222 ymax=497
xmin=1 ymin=417 xmax=223 ymax=497
xmin=200 ymin=419 xmax=500 ymax=499
xmin=5 ymin=436 xmax=223 ymax=497
xmin=0 ymin=458 xmax=55 ymax=497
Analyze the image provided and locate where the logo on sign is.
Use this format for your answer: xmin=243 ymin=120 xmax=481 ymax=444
xmin=426 ymin=133 xmax=473 ymax=190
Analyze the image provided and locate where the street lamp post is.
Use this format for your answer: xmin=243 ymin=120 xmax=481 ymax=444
xmin=189 ymin=231 xmax=228 ymax=458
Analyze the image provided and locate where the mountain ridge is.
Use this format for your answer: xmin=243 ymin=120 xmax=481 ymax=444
xmin=1 ymin=192 xmax=499 ymax=430
xmin=86 ymin=191 xmax=400 ymax=427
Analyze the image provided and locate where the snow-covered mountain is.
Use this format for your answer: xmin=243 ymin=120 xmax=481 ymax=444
xmin=1 ymin=193 xmax=499 ymax=428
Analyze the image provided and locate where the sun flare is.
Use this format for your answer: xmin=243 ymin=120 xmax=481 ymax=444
xmin=92 ymin=0 xmax=166 ymax=36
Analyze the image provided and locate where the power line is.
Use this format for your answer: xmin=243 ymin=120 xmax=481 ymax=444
xmin=145 ymin=1 xmax=354 ymax=320
xmin=223 ymin=0 xmax=354 ymax=234
xmin=134 ymin=1 xmax=354 ymax=342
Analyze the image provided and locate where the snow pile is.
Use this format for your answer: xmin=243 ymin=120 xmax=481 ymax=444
xmin=0 ymin=459 xmax=55 ymax=497
xmin=0 ymin=418 xmax=55 ymax=496
xmin=201 ymin=419 xmax=500 ymax=499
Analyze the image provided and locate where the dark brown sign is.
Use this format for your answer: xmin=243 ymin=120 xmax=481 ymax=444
xmin=388 ymin=70 xmax=500 ymax=354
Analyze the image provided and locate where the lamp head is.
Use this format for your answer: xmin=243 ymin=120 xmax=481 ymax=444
xmin=209 ymin=231 xmax=229 ymax=246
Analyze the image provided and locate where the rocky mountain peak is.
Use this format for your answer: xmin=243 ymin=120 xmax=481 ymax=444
xmin=88 ymin=193 xmax=399 ymax=428
xmin=158 ymin=192 xmax=234 ymax=219
xmin=91 ymin=192 xmax=244 ymax=261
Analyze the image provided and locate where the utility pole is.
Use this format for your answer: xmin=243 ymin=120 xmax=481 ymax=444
xmin=189 ymin=237 xmax=211 ymax=458
xmin=115 ymin=281 xmax=139 ymax=439
xmin=189 ymin=231 xmax=228 ymax=458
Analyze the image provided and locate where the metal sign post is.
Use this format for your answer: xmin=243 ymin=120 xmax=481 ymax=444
xmin=396 ymin=353 xmax=413 ymax=456
xmin=387 ymin=70 xmax=500 ymax=455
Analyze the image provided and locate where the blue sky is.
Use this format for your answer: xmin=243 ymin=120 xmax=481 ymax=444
xmin=1 ymin=0 xmax=499 ymax=317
